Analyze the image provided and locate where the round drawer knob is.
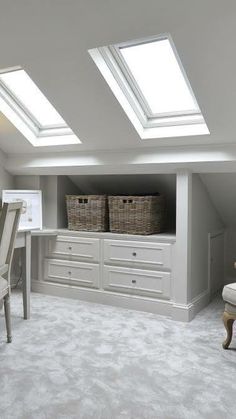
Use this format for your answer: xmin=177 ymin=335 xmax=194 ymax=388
xmin=68 ymin=271 xmax=72 ymax=275
xmin=132 ymin=252 xmax=137 ymax=257
xmin=68 ymin=246 xmax=72 ymax=250
xmin=132 ymin=279 xmax=136 ymax=284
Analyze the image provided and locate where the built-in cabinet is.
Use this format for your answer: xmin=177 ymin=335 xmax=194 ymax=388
xmin=17 ymin=171 xmax=223 ymax=321
xmin=37 ymin=230 xmax=175 ymax=316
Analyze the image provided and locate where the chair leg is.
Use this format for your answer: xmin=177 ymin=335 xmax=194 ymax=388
xmin=223 ymin=311 xmax=235 ymax=349
xmin=4 ymin=294 xmax=12 ymax=343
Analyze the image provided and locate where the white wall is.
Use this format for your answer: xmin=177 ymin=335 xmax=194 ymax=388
xmin=224 ymin=229 xmax=236 ymax=284
xmin=200 ymin=173 xmax=236 ymax=284
xmin=40 ymin=175 xmax=79 ymax=228
xmin=190 ymin=174 xmax=224 ymax=300
xmin=15 ymin=175 xmax=40 ymax=190
xmin=0 ymin=152 xmax=14 ymax=197
xmin=57 ymin=176 xmax=79 ymax=228
xmin=14 ymin=175 xmax=79 ymax=229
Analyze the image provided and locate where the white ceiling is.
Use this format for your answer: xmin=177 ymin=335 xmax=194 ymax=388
xmin=0 ymin=0 xmax=236 ymax=155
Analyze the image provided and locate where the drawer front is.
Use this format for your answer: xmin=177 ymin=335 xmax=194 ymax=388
xmin=44 ymin=259 xmax=99 ymax=288
xmin=47 ymin=235 xmax=100 ymax=262
xmin=103 ymin=240 xmax=172 ymax=269
xmin=103 ymin=266 xmax=171 ymax=299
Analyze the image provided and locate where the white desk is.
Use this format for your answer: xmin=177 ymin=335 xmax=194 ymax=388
xmin=15 ymin=229 xmax=57 ymax=320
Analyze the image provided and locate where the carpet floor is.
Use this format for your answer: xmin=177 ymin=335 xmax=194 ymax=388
xmin=0 ymin=291 xmax=236 ymax=419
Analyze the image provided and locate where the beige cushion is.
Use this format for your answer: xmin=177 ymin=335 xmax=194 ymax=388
xmin=222 ymin=283 xmax=236 ymax=306
xmin=0 ymin=277 xmax=8 ymax=294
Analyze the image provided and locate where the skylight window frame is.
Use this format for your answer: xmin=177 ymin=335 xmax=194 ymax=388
xmin=0 ymin=67 xmax=81 ymax=146
xmin=89 ymin=33 xmax=209 ymax=138
xmin=0 ymin=73 xmax=67 ymax=131
xmin=111 ymin=34 xmax=202 ymax=120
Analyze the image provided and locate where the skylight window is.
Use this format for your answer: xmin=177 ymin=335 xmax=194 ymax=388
xmin=89 ymin=34 xmax=209 ymax=139
xmin=0 ymin=68 xmax=81 ymax=146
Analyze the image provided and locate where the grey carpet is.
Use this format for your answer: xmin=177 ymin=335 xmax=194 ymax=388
xmin=0 ymin=291 xmax=236 ymax=419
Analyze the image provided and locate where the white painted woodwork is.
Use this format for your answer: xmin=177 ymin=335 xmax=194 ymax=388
xmin=42 ymin=232 xmax=173 ymax=303
xmin=209 ymin=232 xmax=224 ymax=296
xmin=103 ymin=240 xmax=172 ymax=269
xmin=103 ymin=265 xmax=171 ymax=299
xmin=32 ymin=279 xmax=173 ymax=317
xmin=56 ymin=229 xmax=176 ymax=243
xmin=173 ymin=171 xmax=192 ymax=306
xmin=47 ymin=235 xmax=100 ymax=262
xmin=190 ymin=174 xmax=224 ymax=299
xmin=44 ymin=258 xmax=99 ymax=288
xmin=15 ymin=231 xmax=31 ymax=319
xmin=31 ymin=229 xmax=212 ymax=321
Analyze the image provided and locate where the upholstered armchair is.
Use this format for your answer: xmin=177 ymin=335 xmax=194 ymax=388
xmin=0 ymin=202 xmax=22 ymax=343
xmin=222 ymin=283 xmax=236 ymax=349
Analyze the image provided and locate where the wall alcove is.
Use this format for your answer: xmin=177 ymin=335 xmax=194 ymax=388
xmin=14 ymin=172 xmax=224 ymax=321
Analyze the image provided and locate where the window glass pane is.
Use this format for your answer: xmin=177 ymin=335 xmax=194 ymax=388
xmin=0 ymin=69 xmax=66 ymax=127
xmin=120 ymin=38 xmax=198 ymax=115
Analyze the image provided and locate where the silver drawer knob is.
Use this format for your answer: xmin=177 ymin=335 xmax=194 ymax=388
xmin=68 ymin=271 xmax=72 ymax=275
xmin=68 ymin=246 xmax=72 ymax=250
xmin=132 ymin=279 xmax=136 ymax=284
xmin=132 ymin=252 xmax=137 ymax=257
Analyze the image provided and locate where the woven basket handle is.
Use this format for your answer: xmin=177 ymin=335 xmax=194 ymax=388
xmin=122 ymin=199 xmax=133 ymax=204
xmin=78 ymin=198 xmax=88 ymax=204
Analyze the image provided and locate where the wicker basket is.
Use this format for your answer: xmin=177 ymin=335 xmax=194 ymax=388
xmin=66 ymin=195 xmax=108 ymax=232
xmin=108 ymin=194 xmax=165 ymax=235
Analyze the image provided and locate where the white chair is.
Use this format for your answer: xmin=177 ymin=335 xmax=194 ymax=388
xmin=0 ymin=202 xmax=22 ymax=343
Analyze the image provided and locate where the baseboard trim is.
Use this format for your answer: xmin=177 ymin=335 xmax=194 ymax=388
xmin=189 ymin=289 xmax=210 ymax=321
xmin=31 ymin=280 xmax=210 ymax=322
xmin=172 ymin=289 xmax=210 ymax=321
xmin=32 ymin=280 xmax=172 ymax=317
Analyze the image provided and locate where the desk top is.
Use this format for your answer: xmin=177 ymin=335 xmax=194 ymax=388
xmin=31 ymin=229 xmax=58 ymax=236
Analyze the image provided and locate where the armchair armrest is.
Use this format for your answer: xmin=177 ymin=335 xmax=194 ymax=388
xmin=0 ymin=264 xmax=9 ymax=276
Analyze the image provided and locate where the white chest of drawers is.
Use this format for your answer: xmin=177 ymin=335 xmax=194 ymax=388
xmin=39 ymin=230 xmax=175 ymax=315
xmin=44 ymin=234 xmax=100 ymax=289
xmin=103 ymin=239 xmax=172 ymax=299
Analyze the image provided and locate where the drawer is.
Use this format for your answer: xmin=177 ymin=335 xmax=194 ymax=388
xmin=44 ymin=258 xmax=99 ymax=288
xmin=103 ymin=240 xmax=172 ymax=269
xmin=103 ymin=265 xmax=171 ymax=299
xmin=47 ymin=235 xmax=100 ymax=262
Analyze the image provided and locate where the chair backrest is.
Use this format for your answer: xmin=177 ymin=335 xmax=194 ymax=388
xmin=0 ymin=202 xmax=22 ymax=271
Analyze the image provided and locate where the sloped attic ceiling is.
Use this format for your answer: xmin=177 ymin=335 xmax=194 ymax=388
xmin=0 ymin=0 xmax=236 ymax=154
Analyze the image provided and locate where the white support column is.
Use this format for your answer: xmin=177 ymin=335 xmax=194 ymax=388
xmin=172 ymin=170 xmax=192 ymax=321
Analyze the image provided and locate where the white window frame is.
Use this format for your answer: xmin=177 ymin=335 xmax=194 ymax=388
xmin=0 ymin=67 xmax=81 ymax=146
xmin=89 ymin=34 xmax=209 ymax=139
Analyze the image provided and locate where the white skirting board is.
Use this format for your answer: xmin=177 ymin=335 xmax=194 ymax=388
xmin=172 ymin=290 xmax=210 ymax=322
xmin=31 ymin=280 xmax=210 ymax=322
